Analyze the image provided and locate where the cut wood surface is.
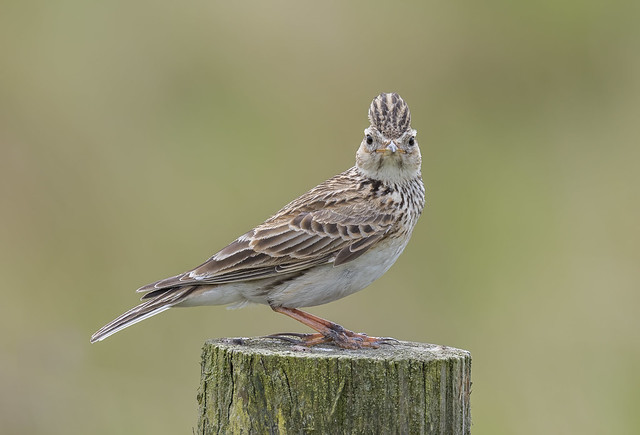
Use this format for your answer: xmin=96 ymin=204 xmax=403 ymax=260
xmin=197 ymin=337 xmax=471 ymax=434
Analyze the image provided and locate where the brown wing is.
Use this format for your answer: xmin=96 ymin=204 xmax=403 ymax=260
xmin=136 ymin=199 xmax=395 ymax=297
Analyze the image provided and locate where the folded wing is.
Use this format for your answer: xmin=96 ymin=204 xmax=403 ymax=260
xmin=137 ymin=199 xmax=395 ymax=299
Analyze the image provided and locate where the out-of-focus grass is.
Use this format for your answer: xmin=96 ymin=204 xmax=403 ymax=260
xmin=1 ymin=1 xmax=639 ymax=434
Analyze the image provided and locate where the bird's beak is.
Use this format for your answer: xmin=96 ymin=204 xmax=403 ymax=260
xmin=375 ymin=140 xmax=405 ymax=155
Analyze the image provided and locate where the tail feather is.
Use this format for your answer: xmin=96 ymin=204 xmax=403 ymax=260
xmin=90 ymin=287 xmax=195 ymax=343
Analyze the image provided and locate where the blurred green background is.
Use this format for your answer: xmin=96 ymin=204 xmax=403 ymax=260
xmin=1 ymin=1 xmax=639 ymax=434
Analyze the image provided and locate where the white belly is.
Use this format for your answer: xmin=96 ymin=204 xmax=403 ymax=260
xmin=264 ymin=235 xmax=409 ymax=307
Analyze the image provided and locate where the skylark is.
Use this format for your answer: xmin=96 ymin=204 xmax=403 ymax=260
xmin=91 ymin=92 xmax=425 ymax=349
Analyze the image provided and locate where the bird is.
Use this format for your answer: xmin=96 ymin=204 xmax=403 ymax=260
xmin=91 ymin=92 xmax=425 ymax=349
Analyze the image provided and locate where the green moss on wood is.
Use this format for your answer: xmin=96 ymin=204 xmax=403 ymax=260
xmin=196 ymin=338 xmax=471 ymax=434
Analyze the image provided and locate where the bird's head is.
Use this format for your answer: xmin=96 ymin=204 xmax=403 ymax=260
xmin=356 ymin=92 xmax=421 ymax=182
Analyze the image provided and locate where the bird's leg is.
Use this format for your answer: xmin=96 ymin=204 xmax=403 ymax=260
xmin=268 ymin=306 xmax=397 ymax=349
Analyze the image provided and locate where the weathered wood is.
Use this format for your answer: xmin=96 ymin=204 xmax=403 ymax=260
xmin=196 ymin=337 xmax=471 ymax=434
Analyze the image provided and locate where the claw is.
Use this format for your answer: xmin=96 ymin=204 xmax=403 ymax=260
xmin=266 ymin=332 xmax=330 ymax=347
xmin=370 ymin=336 xmax=399 ymax=346
xmin=265 ymin=334 xmax=303 ymax=345
xmin=267 ymin=332 xmax=312 ymax=338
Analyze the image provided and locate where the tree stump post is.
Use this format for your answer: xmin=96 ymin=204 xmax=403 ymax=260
xmin=196 ymin=337 xmax=471 ymax=434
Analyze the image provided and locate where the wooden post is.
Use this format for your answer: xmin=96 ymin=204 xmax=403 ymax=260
xmin=196 ymin=337 xmax=471 ymax=434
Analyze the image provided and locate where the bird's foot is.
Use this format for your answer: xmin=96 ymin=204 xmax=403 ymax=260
xmin=266 ymin=329 xmax=398 ymax=350
xmin=268 ymin=306 xmax=397 ymax=349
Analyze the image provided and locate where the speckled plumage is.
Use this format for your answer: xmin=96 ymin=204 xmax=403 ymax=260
xmin=91 ymin=93 xmax=425 ymax=347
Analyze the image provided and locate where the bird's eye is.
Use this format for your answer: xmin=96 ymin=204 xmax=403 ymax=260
xmin=366 ymin=135 xmax=373 ymax=145
xmin=408 ymin=136 xmax=415 ymax=146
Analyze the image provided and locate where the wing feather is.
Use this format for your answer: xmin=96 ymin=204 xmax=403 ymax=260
xmin=136 ymin=169 xmax=398 ymax=296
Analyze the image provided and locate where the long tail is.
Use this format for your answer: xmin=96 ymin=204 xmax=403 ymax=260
xmin=90 ymin=286 xmax=195 ymax=343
